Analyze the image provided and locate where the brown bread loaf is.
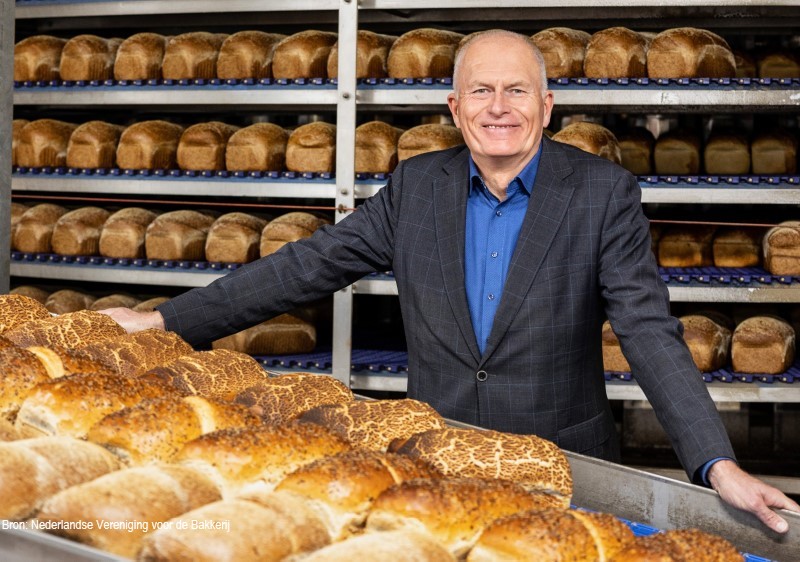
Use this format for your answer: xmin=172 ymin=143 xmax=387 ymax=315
xmin=387 ymin=28 xmax=464 ymax=78
xmin=763 ymin=221 xmax=800 ymax=275
xmin=99 ymin=207 xmax=158 ymax=259
xmin=224 ymin=122 xmax=289 ymax=171
xmin=680 ymin=314 xmax=731 ymax=372
xmin=0 ymin=437 xmax=121 ymax=520
xmin=66 ymin=120 xmax=125 ymax=169
xmin=355 ymin=120 xmax=402 ymax=173
xmin=602 ymin=320 xmax=631 ymax=372
xmin=713 ymin=227 xmax=763 ymax=268
xmin=162 ymin=32 xmax=228 ymax=80
xmin=658 ymin=225 xmax=716 ymax=267
xmin=133 ymin=296 xmax=170 ymax=312
xmin=3 ymin=309 xmax=125 ymax=349
xmin=204 ymin=212 xmax=267 ymax=264
xmin=731 ymin=316 xmax=795 ymax=374
xmin=59 ymin=35 xmax=122 ymax=81
xmin=44 ymin=289 xmax=96 ymax=314
xmin=216 ymin=31 xmax=286 ymax=79
xmin=757 ymin=51 xmax=800 ymax=79
xmin=286 ymin=121 xmax=336 ymax=173
xmin=734 ymin=50 xmax=756 ymax=78
xmin=10 ymin=285 xmax=49 ymax=305
xmin=13 ymin=35 xmax=67 ymax=81
xmin=177 ymin=121 xmax=239 ymax=171
xmin=272 ymin=30 xmax=338 ymax=79
xmin=50 ymin=206 xmax=111 ymax=256
xmin=12 ymin=119 xmax=29 ymax=166
xmin=391 ymin=427 xmax=572 ymax=505
xmin=13 ymin=203 xmax=68 ymax=253
xmin=301 ymin=530 xmax=456 ymax=562
xmin=35 ymin=464 xmax=222 ymax=558
xmin=531 ymin=27 xmax=591 ymax=78
xmin=116 ymin=120 xmax=184 ymax=170
xmin=10 ymin=202 xmax=29 ymax=248
xmin=0 ymin=346 xmax=52 ymax=421
xmin=145 ymin=210 xmax=216 ymax=261
xmin=704 ymin=133 xmax=750 ymax=175
xmin=173 ymin=422 xmax=351 ymax=497
xmin=654 ymin=131 xmax=702 ymax=175
xmin=16 ymin=119 xmax=78 ymax=168
xmin=260 ymin=212 xmax=328 ymax=257
xmin=618 ymin=127 xmax=655 ymax=175
xmin=89 ymin=293 xmax=141 ymax=311
xmin=113 ymin=32 xmax=169 ymax=80
xmin=0 ymin=293 xmax=51 ymax=334
xmin=25 ymin=346 xmax=116 ymax=380
xmin=328 ymin=30 xmax=397 ymax=79
xmin=398 ymin=124 xmax=464 ymax=161
xmin=212 ymin=313 xmax=316 ymax=355
xmin=552 ymin=122 xmax=622 ymax=164
xmin=610 ymin=528 xmax=743 ymax=562
xmin=647 ymin=28 xmax=735 ymax=78
xmin=751 ymin=131 xmax=797 ymax=175
xmin=584 ymin=27 xmax=649 ymax=78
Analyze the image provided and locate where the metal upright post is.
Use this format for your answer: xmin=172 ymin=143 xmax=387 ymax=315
xmin=0 ymin=0 xmax=14 ymax=294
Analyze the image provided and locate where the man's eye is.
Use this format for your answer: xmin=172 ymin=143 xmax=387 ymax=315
xmin=509 ymin=89 xmax=526 ymax=95
xmin=473 ymin=88 xmax=490 ymax=94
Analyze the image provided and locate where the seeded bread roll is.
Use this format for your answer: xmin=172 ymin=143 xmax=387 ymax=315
xmin=713 ymin=227 xmax=763 ymax=268
xmin=654 ymin=130 xmax=702 ymax=175
xmin=205 ymin=212 xmax=267 ymax=264
xmin=176 ymin=121 xmax=239 ymax=171
xmin=286 ymin=121 xmax=336 ymax=173
xmin=618 ymin=127 xmax=655 ymax=175
xmin=99 ymin=207 xmax=159 ymax=259
xmin=602 ymin=321 xmax=630 ymax=372
xmin=751 ymin=130 xmax=797 ymax=175
xmin=272 ymin=30 xmax=338 ymax=79
xmin=302 ymin=530 xmax=456 ymax=562
xmin=387 ymin=28 xmax=464 ymax=78
xmin=764 ymin=221 xmax=800 ymax=275
xmin=734 ymin=50 xmax=756 ymax=78
xmin=647 ymin=28 xmax=735 ymax=78
xmin=113 ymin=32 xmax=169 ymax=80
xmin=610 ymin=528 xmax=743 ymax=562
xmin=552 ymin=122 xmax=622 ymax=164
xmin=145 ymin=210 xmax=216 ymax=261
xmin=50 ymin=206 xmax=111 ymax=256
xmin=10 ymin=285 xmax=49 ymax=305
xmin=224 ymin=122 xmax=289 ymax=171
xmin=59 ymin=35 xmax=123 ymax=81
xmin=0 ymin=294 xmax=51 ymax=335
xmin=116 ymin=120 xmax=184 ymax=170
xmin=13 ymin=203 xmax=68 ymax=254
xmin=133 ymin=296 xmax=170 ymax=312
xmin=4 ymin=309 xmax=124 ymax=349
xmin=0 ymin=346 xmax=52 ymax=422
xmin=355 ymin=121 xmax=402 ymax=173
xmin=398 ymin=124 xmax=464 ymax=161
xmin=12 ymin=119 xmax=30 ymax=167
xmin=584 ymin=27 xmax=649 ymax=78
xmin=757 ymin=51 xmax=800 ymax=79
xmin=13 ymin=35 xmax=67 ymax=81
xmin=260 ymin=212 xmax=328 ymax=257
xmin=44 ymin=289 xmax=95 ymax=315
xmin=212 ymin=313 xmax=316 ymax=355
xmin=704 ymin=132 xmax=750 ymax=175
xmin=658 ymin=225 xmax=716 ymax=268
xmin=680 ymin=314 xmax=731 ymax=372
xmin=66 ymin=121 xmax=124 ymax=169
xmin=162 ymin=32 xmax=228 ymax=80
xmin=731 ymin=316 xmax=795 ymax=375
xmin=16 ymin=119 xmax=78 ymax=168
xmin=217 ymin=31 xmax=286 ymax=79
xmin=531 ymin=27 xmax=591 ymax=78
xmin=328 ymin=30 xmax=397 ymax=79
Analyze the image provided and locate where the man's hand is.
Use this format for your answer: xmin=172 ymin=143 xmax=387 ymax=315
xmin=708 ymin=459 xmax=800 ymax=533
xmin=97 ymin=308 xmax=165 ymax=334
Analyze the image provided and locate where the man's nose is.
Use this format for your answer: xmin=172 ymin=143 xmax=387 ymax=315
xmin=488 ymin=89 xmax=510 ymax=115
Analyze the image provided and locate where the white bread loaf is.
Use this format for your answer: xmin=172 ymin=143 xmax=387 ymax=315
xmin=44 ymin=288 xmax=96 ymax=314
xmin=751 ymin=131 xmax=797 ymax=175
xmin=731 ymin=316 xmax=795 ymax=375
xmin=271 ymin=30 xmax=338 ymax=79
xmin=50 ymin=206 xmax=111 ymax=256
xmin=0 ymin=437 xmax=121 ymax=520
xmin=12 ymin=119 xmax=30 ymax=166
xmin=647 ymin=28 xmax=735 ymax=78
xmin=654 ymin=131 xmax=702 ymax=175
xmin=204 ymin=212 xmax=267 ymax=264
xmin=680 ymin=314 xmax=731 ymax=372
xmin=398 ymin=124 xmax=464 ymax=161
xmin=764 ymin=221 xmax=800 ymax=275
xmin=177 ymin=121 xmax=239 ymax=171
xmin=35 ymin=464 xmax=222 ymax=558
xmin=713 ymin=227 xmax=763 ymax=268
xmin=16 ymin=119 xmax=78 ymax=168
xmin=99 ymin=207 xmax=158 ymax=259
xmin=12 ymin=203 xmax=68 ymax=253
xmin=584 ymin=27 xmax=649 ymax=78
xmin=224 ymin=122 xmax=288 ymax=171
xmin=355 ymin=120 xmax=402 ymax=173
xmin=618 ymin=127 xmax=655 ymax=175
xmin=3 ymin=309 xmax=125 ymax=349
xmin=387 ymin=28 xmax=464 ymax=78
xmin=66 ymin=120 xmax=125 ymax=169
xmin=286 ymin=121 xmax=336 ymax=173
xmin=260 ymin=212 xmax=328 ymax=257
xmin=658 ymin=225 xmax=716 ymax=268
xmin=758 ymin=51 xmax=800 ymax=78
xmin=531 ymin=27 xmax=591 ymax=78
xmin=89 ymin=293 xmax=141 ymax=311
xmin=113 ymin=32 xmax=169 ymax=80
xmin=13 ymin=35 xmax=67 ymax=81
xmin=301 ymin=530 xmax=456 ymax=562
xmin=0 ymin=346 xmax=52 ymax=421
xmin=145 ymin=210 xmax=216 ymax=261
xmin=116 ymin=120 xmax=184 ymax=170
xmin=10 ymin=285 xmax=49 ymax=305
xmin=162 ymin=32 xmax=228 ymax=80
xmin=328 ymin=30 xmax=397 ymax=79
xmin=0 ymin=293 xmax=51 ymax=334
xmin=610 ymin=528 xmax=742 ymax=562
xmin=133 ymin=296 xmax=170 ymax=312
xmin=212 ymin=313 xmax=316 ymax=355
xmin=552 ymin=122 xmax=622 ymax=164
xmin=602 ymin=320 xmax=630 ymax=372
xmin=704 ymin=133 xmax=750 ymax=175
xmin=216 ymin=31 xmax=286 ymax=79
xmin=59 ymin=35 xmax=123 ymax=81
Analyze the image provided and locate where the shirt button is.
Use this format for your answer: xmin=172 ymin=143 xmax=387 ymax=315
xmin=487 ymin=293 xmax=495 ymax=300
xmin=496 ymin=210 xmax=502 ymax=217
xmin=490 ymin=251 xmax=498 ymax=258
xmin=476 ymin=370 xmax=488 ymax=382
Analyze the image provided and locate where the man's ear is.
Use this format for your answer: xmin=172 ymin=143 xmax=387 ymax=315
xmin=447 ymin=92 xmax=461 ymax=129
xmin=542 ymin=90 xmax=554 ymax=129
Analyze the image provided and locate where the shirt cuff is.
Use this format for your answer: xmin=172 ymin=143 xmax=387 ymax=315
xmin=697 ymin=456 xmax=734 ymax=487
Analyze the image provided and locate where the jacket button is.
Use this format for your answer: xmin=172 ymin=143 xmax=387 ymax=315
xmin=476 ymin=370 xmax=488 ymax=382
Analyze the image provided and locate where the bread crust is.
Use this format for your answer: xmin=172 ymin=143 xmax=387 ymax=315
xmin=647 ymin=27 xmax=736 ymax=78
xmin=116 ymin=120 xmax=184 ymax=170
xmin=388 ymin=28 xmax=464 ymax=78
xmin=531 ymin=27 xmax=591 ymax=78
xmin=328 ymin=30 xmax=397 ymax=79
xmin=113 ymin=32 xmax=168 ymax=80
xmin=14 ymin=35 xmax=67 ymax=81
xmin=272 ymin=30 xmax=338 ymax=79
xmin=398 ymin=124 xmax=464 ymax=161
xmin=552 ymin=122 xmax=622 ymax=164
xmin=286 ymin=122 xmax=337 ymax=172
xmin=217 ymin=31 xmax=286 ymax=79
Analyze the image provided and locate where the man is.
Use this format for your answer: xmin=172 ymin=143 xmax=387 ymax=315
xmin=104 ymin=30 xmax=798 ymax=532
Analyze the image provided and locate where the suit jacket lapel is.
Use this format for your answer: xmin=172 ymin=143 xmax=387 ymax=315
xmin=480 ymin=137 xmax=576 ymax=364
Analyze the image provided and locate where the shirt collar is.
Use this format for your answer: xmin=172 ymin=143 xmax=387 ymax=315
xmin=468 ymin=144 xmax=543 ymax=197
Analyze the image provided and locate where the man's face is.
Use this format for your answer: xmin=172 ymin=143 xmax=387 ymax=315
xmin=447 ymin=36 xmax=554 ymax=166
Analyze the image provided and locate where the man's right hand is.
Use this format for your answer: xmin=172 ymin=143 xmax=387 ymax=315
xmin=97 ymin=308 xmax=165 ymax=334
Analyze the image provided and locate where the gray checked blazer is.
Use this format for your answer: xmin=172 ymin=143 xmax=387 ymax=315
xmin=158 ymin=135 xmax=736 ymax=480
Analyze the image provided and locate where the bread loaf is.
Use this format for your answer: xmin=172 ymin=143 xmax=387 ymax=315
xmin=217 ymin=31 xmax=285 ymax=79
xmin=610 ymin=528 xmax=743 ymax=562
xmin=59 ymin=35 xmax=122 ymax=81
xmin=212 ymin=313 xmax=316 ymax=355
xmin=300 ymin=530 xmax=456 ymax=562
xmin=355 ymin=120 xmax=402 ymax=173
xmin=531 ymin=27 xmax=591 ymax=78
xmin=704 ymin=133 xmax=750 ymax=175
xmin=398 ymin=124 xmax=464 ymax=161
xmin=16 ymin=119 xmax=78 ymax=168
xmin=13 ymin=35 xmax=67 ymax=81
xmin=0 ymin=418 xmax=20 ymax=441
xmin=260 ymin=212 xmax=327 ymax=257
xmin=286 ymin=121 xmax=336 ymax=173
xmin=731 ymin=316 xmax=795 ymax=374
xmin=66 ymin=120 xmax=124 ymax=169
xmin=734 ymin=50 xmax=756 ymax=78
xmin=36 ymin=464 xmax=221 ymax=558
xmin=12 ymin=203 xmax=68 ymax=253
xmin=328 ymin=30 xmax=397 ymax=79
xmin=25 ymin=346 xmax=116 ymax=381
xmin=0 ymin=293 xmax=51 ymax=334
xmin=713 ymin=227 xmax=763 ymax=268
xmin=133 ymin=296 xmax=170 ymax=312
xmin=141 ymin=349 xmax=268 ymax=400
xmin=584 ymin=27 xmax=649 ymax=78
xmin=763 ymin=221 xmax=800 ymax=275
xmin=10 ymin=285 xmax=49 ymax=305
xmin=173 ymin=422 xmax=351 ymax=497
xmin=10 ymin=202 xmax=29 ymax=249
xmin=113 ymin=32 xmax=169 ymax=80
xmin=224 ymin=122 xmax=289 ymax=171
xmin=89 ymin=293 xmax=141 ymax=311
xmin=116 ymin=120 xmax=184 ymax=170
xmin=177 ymin=121 xmax=239 ymax=171
xmin=0 ymin=346 xmax=51 ymax=421
xmin=757 ymin=51 xmax=800 ymax=79
xmin=680 ymin=314 xmax=731 ymax=372
xmin=51 ymin=206 xmax=111 ymax=256
xmin=602 ymin=321 xmax=630 ymax=372
xmin=658 ymin=225 xmax=716 ymax=267
xmin=647 ymin=28 xmax=735 ymax=78
xmin=44 ymin=289 xmax=96 ymax=314
xmin=162 ymin=32 xmax=228 ymax=80
xmin=204 ymin=212 xmax=267 ymax=264
xmin=5 ymin=309 xmax=124 ymax=350
xmin=552 ymin=122 xmax=622 ymax=164
xmin=145 ymin=210 xmax=216 ymax=261
xmin=367 ymin=478 xmax=565 ymax=557
xmin=618 ymin=127 xmax=655 ymax=175
xmin=391 ymin=427 xmax=572 ymax=505
xmin=654 ymin=131 xmax=702 ymax=175
xmin=751 ymin=131 xmax=797 ymax=175
xmin=12 ymin=119 xmax=29 ymax=166
xmin=0 ymin=437 xmax=121 ymax=520
xmin=234 ymin=373 xmax=354 ymax=424
xmin=99 ymin=207 xmax=158 ymax=259
xmin=272 ymin=30 xmax=338 ymax=79
xmin=388 ymin=28 xmax=464 ymax=78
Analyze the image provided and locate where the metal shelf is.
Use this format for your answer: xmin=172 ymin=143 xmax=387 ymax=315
xmin=362 ymin=0 xmax=800 ymax=7
xmin=640 ymin=186 xmax=800 ymax=204
xmin=10 ymin=261 xmax=225 ymax=287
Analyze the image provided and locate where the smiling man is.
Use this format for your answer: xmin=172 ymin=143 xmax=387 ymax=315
xmin=103 ymin=30 xmax=798 ymax=532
